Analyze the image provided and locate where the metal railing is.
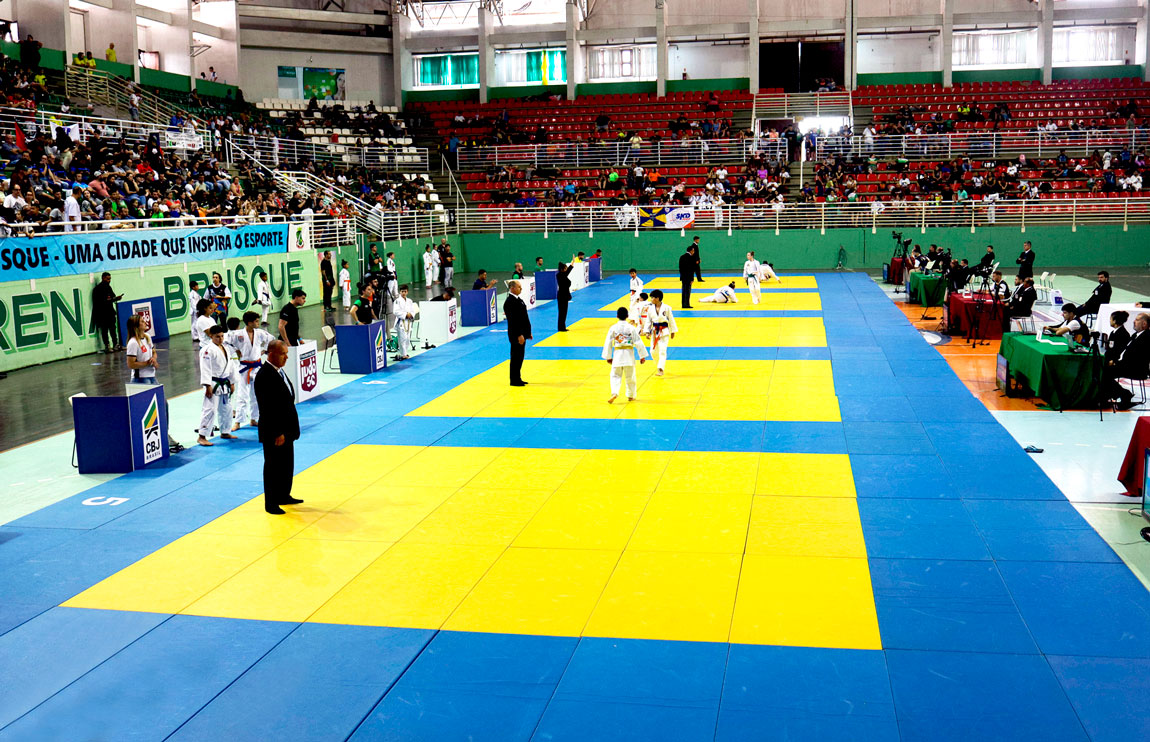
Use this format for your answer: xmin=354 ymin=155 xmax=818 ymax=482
xmin=64 ymin=67 xmax=185 ymax=128
xmin=455 ymin=197 xmax=1150 ymax=235
xmin=222 ymin=133 xmax=430 ymax=172
xmin=456 ymin=137 xmax=787 ymax=170
xmin=753 ymin=91 xmax=853 ymax=124
xmin=816 ymin=129 xmax=1150 ymax=161
xmin=0 ymin=107 xmax=206 ymax=150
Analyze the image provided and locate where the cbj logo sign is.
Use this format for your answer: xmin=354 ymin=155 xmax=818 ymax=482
xmin=299 ymin=349 xmax=318 ymax=392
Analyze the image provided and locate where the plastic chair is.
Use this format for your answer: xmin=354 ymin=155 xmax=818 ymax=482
xmin=320 ymin=325 xmax=339 ymax=372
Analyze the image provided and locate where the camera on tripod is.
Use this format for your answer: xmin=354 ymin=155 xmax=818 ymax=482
xmin=891 ymin=231 xmax=912 ymax=248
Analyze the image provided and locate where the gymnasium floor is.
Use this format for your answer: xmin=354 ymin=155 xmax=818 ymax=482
xmin=1 ymin=271 xmax=1149 ymax=741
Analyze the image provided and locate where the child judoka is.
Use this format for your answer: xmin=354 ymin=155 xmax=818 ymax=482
xmin=629 ymin=291 xmax=651 ymax=327
xmin=758 ymin=259 xmax=782 ymax=284
xmin=603 ymin=306 xmax=648 ymax=403
xmin=228 ymin=311 xmax=275 ymax=428
xmin=197 ymin=324 xmax=239 ymax=446
xmin=642 ymin=289 xmax=678 ymax=376
xmin=743 ymin=252 xmax=761 ymax=304
xmin=629 ymin=268 xmax=643 ymax=298
xmin=700 ymin=281 xmax=739 ymax=303
xmin=392 ymin=284 xmax=418 ymax=360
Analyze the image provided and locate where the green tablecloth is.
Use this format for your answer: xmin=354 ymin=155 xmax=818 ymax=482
xmin=908 ymin=273 xmax=946 ymax=307
xmin=999 ymin=332 xmax=1102 ymax=410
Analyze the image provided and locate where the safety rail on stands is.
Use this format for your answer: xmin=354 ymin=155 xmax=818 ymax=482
xmin=223 ymin=133 xmax=430 ymax=172
xmin=455 ymin=197 xmax=1150 ymax=234
xmin=816 ymin=129 xmax=1150 ymax=161
xmin=456 ymin=138 xmax=787 ymax=170
xmin=439 ymin=160 xmax=465 ymax=211
xmin=752 ymin=91 xmax=853 ymax=125
xmin=0 ymin=107 xmax=206 ymax=150
xmin=1 ymin=213 xmax=354 ymax=250
xmin=64 ymin=67 xmax=186 ymax=128
xmin=228 ymin=141 xmax=449 ymax=243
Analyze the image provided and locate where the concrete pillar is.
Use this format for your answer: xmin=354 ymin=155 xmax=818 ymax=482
xmin=1040 ymin=0 xmax=1053 ymax=85
xmin=478 ymin=5 xmax=493 ymax=104
xmin=748 ymin=0 xmax=759 ymax=93
xmin=15 ymin=0 xmax=68 ymax=52
xmin=941 ymin=0 xmax=953 ymax=88
xmin=844 ymin=0 xmax=856 ymax=89
xmin=656 ymin=0 xmax=667 ymax=98
xmin=1142 ymin=3 xmax=1150 ymax=82
xmin=393 ymin=13 xmax=410 ymax=108
xmin=565 ymin=0 xmax=580 ymax=100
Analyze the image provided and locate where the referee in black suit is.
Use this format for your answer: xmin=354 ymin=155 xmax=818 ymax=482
xmin=504 ymin=280 xmax=532 ymax=386
xmin=254 ymin=340 xmax=304 ymax=514
xmin=1016 ymin=241 xmax=1035 ymax=279
xmin=679 ymin=246 xmax=697 ymax=308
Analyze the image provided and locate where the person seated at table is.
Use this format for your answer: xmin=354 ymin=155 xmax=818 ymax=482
xmin=472 ymin=269 xmax=498 ymax=291
xmin=907 ymin=246 xmax=926 ymax=272
xmin=1106 ymin=311 xmax=1131 ymax=363
xmin=1004 ymin=277 xmax=1038 ymax=329
xmin=1044 ymin=304 xmax=1084 ymax=339
xmin=1102 ymin=312 xmax=1150 ymax=410
xmin=988 ymin=270 xmax=1011 ymax=300
xmin=947 ymin=259 xmax=971 ymax=293
xmin=1074 ymin=271 xmax=1112 ymax=320
xmin=923 ymin=245 xmax=944 ymax=271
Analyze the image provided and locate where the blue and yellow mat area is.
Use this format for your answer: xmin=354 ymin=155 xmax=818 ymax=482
xmin=2 ymin=272 xmax=1149 ymax=740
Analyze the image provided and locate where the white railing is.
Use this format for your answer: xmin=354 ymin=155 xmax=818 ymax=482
xmin=456 ymin=137 xmax=787 ymax=170
xmin=455 ymin=197 xmax=1150 ymax=234
xmin=64 ymin=67 xmax=185 ymax=128
xmin=753 ymin=91 xmax=853 ymax=124
xmin=0 ymin=107 xmax=206 ymax=150
xmin=818 ymin=129 xmax=1150 ymax=161
xmin=223 ymin=133 xmax=429 ymax=172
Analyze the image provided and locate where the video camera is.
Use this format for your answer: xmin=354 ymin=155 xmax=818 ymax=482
xmin=891 ymin=231 xmax=912 ymax=248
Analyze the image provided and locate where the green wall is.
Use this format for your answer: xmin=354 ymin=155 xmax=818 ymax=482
xmin=196 ymin=78 xmax=240 ymax=99
xmin=93 ymin=58 xmax=133 ymax=80
xmin=404 ymin=88 xmax=480 ymax=106
xmin=456 ymin=225 xmax=1150 ymax=274
xmin=0 ymin=250 xmax=337 ymax=372
xmin=859 ymin=65 xmax=1143 ymax=88
xmin=140 ymin=67 xmax=191 ymax=92
xmin=575 ymin=81 xmax=658 ymax=97
xmin=666 ymin=77 xmax=750 ymax=93
xmin=1053 ymin=64 xmax=1143 ymax=81
xmin=857 ymin=71 xmax=944 ymax=86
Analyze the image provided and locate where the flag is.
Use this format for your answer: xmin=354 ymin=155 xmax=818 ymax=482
xmin=638 ymin=206 xmax=695 ymax=229
xmin=13 ymin=123 xmax=25 ymax=151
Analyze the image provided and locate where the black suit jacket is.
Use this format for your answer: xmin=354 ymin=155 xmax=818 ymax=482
xmin=1106 ymin=326 xmax=1131 ymax=364
xmin=678 ymin=252 xmax=695 ymax=282
xmin=1008 ymin=286 xmax=1037 ymax=317
xmin=556 ymin=265 xmax=574 ymax=301
xmin=1016 ymin=249 xmax=1035 ymax=278
xmin=504 ymin=294 xmax=531 ymax=340
xmin=254 ymin=362 xmax=300 ymax=444
xmin=1118 ymin=330 xmax=1150 ymax=379
xmin=1078 ymin=282 xmax=1112 ymax=317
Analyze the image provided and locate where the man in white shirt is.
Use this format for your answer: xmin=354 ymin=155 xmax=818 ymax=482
xmin=602 ymin=306 xmax=648 ymax=403
xmin=743 ymin=252 xmax=762 ymax=304
xmin=700 ymin=281 xmax=739 ymax=303
xmin=1046 ymin=304 xmax=1083 ymax=339
xmin=3 ymin=184 xmax=26 ymax=213
xmin=63 ymin=187 xmax=82 ymax=232
xmin=197 ymin=324 xmax=238 ymax=446
xmin=392 ymin=284 xmax=418 ymax=360
xmin=338 ymin=260 xmax=352 ymax=311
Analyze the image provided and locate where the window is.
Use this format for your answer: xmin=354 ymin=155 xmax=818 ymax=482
xmin=953 ymin=30 xmax=1034 ymax=68
xmin=414 ymin=53 xmax=480 ymax=88
xmin=495 ymin=49 xmax=567 ymax=86
xmin=1053 ymin=26 xmax=1133 ymax=65
xmin=588 ymin=45 xmax=656 ymax=82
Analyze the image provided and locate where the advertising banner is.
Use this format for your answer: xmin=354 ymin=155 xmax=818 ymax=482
xmin=638 ymin=207 xmax=695 ymax=229
xmin=0 ymin=223 xmax=290 ymax=282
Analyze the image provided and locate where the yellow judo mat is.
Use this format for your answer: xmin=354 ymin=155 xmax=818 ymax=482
xmin=599 ymin=292 xmax=823 ymax=312
xmin=65 ymin=445 xmax=879 ymax=649
xmin=64 ymin=274 xmax=878 ymax=652
xmin=535 ymin=316 xmax=828 ymax=347
xmin=640 ymin=275 xmax=818 ymax=290
xmin=409 ymin=359 xmax=841 ymax=422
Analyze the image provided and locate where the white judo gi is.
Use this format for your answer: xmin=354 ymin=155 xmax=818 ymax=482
xmin=188 ymin=288 xmax=202 ymax=337
xmin=758 ymin=261 xmax=781 ymax=284
xmin=392 ymin=294 xmax=418 ymax=358
xmin=629 ymin=275 xmax=644 ymax=298
xmin=198 ymin=340 xmax=238 ymax=440
xmin=744 ymin=259 xmax=761 ymax=304
xmin=254 ymin=279 xmax=272 ymax=324
xmin=603 ymin=320 xmax=648 ymax=399
xmin=701 ymin=285 xmax=738 ymax=303
xmin=339 ymin=267 xmax=352 ymax=310
xmin=423 ymin=251 xmax=437 ymax=287
xmin=642 ymin=302 xmax=678 ymax=373
xmin=228 ymin=326 xmax=274 ymax=425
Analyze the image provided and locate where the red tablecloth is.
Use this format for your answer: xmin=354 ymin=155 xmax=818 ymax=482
xmin=949 ymin=293 xmax=1005 ymax=340
xmin=889 ymin=257 xmax=906 ymax=284
xmin=1118 ymin=416 xmax=1150 ymax=498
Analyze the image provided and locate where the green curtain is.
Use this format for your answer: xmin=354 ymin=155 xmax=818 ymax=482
xmin=526 ymin=51 xmax=544 ymax=83
xmin=546 ymin=50 xmax=566 ymax=84
xmin=417 ymin=54 xmax=478 ymax=87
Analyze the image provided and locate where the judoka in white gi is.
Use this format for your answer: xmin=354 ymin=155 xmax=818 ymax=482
xmin=197 ymin=324 xmax=238 ymax=446
xmin=339 ymin=260 xmax=352 ymax=311
xmin=603 ymin=306 xmax=648 ymax=402
xmin=628 ymin=268 xmax=643 ymax=298
xmin=700 ymin=282 xmax=739 ymax=303
xmin=423 ymin=246 xmax=437 ymax=287
xmin=743 ymin=252 xmax=762 ymax=304
xmin=642 ymin=289 xmax=678 ymax=376
xmin=629 ymin=291 xmax=652 ymax=330
xmin=384 ymin=272 xmax=400 ymax=334
xmin=192 ymin=298 xmax=215 ymax=348
xmin=228 ymin=311 xmax=275 ymax=427
xmin=758 ymin=259 xmax=781 ymax=284
xmin=392 ymin=284 xmax=418 ymax=360
xmin=188 ymin=281 xmax=202 ymax=338
xmin=254 ymin=272 xmax=272 ymax=325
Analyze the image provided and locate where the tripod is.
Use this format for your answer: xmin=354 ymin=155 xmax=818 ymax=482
xmin=890 ymin=242 xmax=910 ymax=294
xmin=966 ymin=275 xmax=999 ymax=349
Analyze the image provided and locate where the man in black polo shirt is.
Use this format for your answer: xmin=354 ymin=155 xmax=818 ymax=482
xmin=278 ymin=288 xmax=306 ymax=346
